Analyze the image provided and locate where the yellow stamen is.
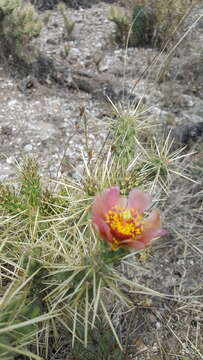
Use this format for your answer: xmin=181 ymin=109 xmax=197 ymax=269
xmin=122 ymin=209 xmax=131 ymax=220
xmin=105 ymin=206 xmax=144 ymax=240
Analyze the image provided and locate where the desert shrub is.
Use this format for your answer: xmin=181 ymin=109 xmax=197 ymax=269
xmin=130 ymin=5 xmax=155 ymax=46
xmin=152 ymin=0 xmax=198 ymax=47
xmin=58 ymin=2 xmax=75 ymax=40
xmin=31 ymin=0 xmax=99 ymax=11
xmin=31 ymin=0 xmax=58 ymax=11
xmin=108 ymin=6 xmax=131 ymax=46
xmin=109 ymin=0 xmax=198 ymax=48
xmin=108 ymin=4 xmax=155 ymax=47
xmin=0 ymin=0 xmax=42 ymax=62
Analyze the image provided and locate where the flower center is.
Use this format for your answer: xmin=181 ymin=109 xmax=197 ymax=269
xmin=104 ymin=206 xmax=144 ymax=240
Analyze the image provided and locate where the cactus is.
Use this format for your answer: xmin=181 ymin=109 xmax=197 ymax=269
xmin=108 ymin=6 xmax=131 ymax=46
xmin=131 ymin=5 xmax=155 ymax=47
xmin=58 ymin=2 xmax=75 ymax=40
xmin=0 ymin=0 xmax=42 ymax=61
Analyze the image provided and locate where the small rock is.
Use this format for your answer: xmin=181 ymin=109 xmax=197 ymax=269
xmin=6 ymin=156 xmax=15 ymax=165
xmin=175 ymin=122 xmax=203 ymax=144
xmin=8 ymin=100 xmax=18 ymax=108
xmin=158 ymin=110 xmax=176 ymax=126
xmin=1 ymin=125 xmax=12 ymax=136
xmin=68 ymin=47 xmax=81 ymax=59
xmin=46 ymin=38 xmax=58 ymax=45
xmin=180 ymin=94 xmax=195 ymax=108
xmin=24 ymin=144 xmax=33 ymax=152
xmin=156 ymin=321 xmax=162 ymax=329
xmin=51 ymin=22 xmax=58 ymax=28
xmin=98 ymin=55 xmax=112 ymax=72
xmin=17 ymin=76 xmax=35 ymax=94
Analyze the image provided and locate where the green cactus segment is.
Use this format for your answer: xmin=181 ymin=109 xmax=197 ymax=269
xmin=131 ymin=5 xmax=154 ymax=46
xmin=0 ymin=0 xmax=42 ymax=61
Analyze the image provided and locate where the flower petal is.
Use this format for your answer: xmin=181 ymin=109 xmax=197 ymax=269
xmin=92 ymin=218 xmax=113 ymax=243
xmin=127 ymin=189 xmax=151 ymax=213
xmin=91 ymin=185 xmax=120 ymax=220
xmin=117 ymin=196 xmax=127 ymax=208
xmin=120 ymin=239 xmax=149 ymax=249
xmin=139 ymin=209 xmax=164 ymax=245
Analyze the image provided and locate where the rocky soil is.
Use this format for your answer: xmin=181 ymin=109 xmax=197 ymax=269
xmin=0 ymin=1 xmax=202 ymax=182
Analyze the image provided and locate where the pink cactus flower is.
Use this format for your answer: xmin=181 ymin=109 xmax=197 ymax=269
xmin=91 ymin=186 xmax=165 ymax=250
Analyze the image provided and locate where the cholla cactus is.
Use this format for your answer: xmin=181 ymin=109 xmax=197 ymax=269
xmin=131 ymin=5 xmax=155 ymax=46
xmin=133 ymin=0 xmax=198 ymax=48
xmin=0 ymin=157 xmax=166 ymax=355
xmin=108 ymin=6 xmax=131 ymax=46
xmin=0 ymin=252 xmax=52 ymax=360
xmin=58 ymin=2 xmax=75 ymax=40
xmin=0 ymin=0 xmax=21 ymax=15
xmin=0 ymin=0 xmax=42 ymax=61
xmin=0 ymin=110 xmax=194 ymax=358
xmin=109 ymin=0 xmax=198 ymax=48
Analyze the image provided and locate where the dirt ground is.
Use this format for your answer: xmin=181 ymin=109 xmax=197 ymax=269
xmin=0 ymin=1 xmax=202 ymax=182
xmin=0 ymin=1 xmax=203 ymax=359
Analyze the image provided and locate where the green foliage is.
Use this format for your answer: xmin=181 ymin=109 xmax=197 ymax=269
xmin=108 ymin=4 xmax=154 ymax=47
xmin=0 ymin=122 xmax=194 ymax=359
xmin=0 ymin=275 xmax=42 ymax=359
xmin=0 ymin=158 xmax=67 ymax=220
xmin=0 ymin=0 xmax=21 ymax=15
xmin=70 ymin=319 xmax=125 ymax=360
xmin=0 ymin=0 xmax=42 ymax=61
xmin=18 ymin=158 xmax=42 ymax=208
xmin=109 ymin=0 xmax=198 ymax=48
xmin=110 ymin=110 xmax=138 ymax=164
xmin=58 ymin=2 xmax=75 ymax=40
xmin=108 ymin=6 xmax=130 ymax=46
xmin=109 ymin=102 xmax=150 ymax=169
xmin=0 ymin=155 xmax=165 ymax=357
xmin=107 ymin=103 xmax=193 ymax=194
xmin=131 ymin=5 xmax=155 ymax=46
